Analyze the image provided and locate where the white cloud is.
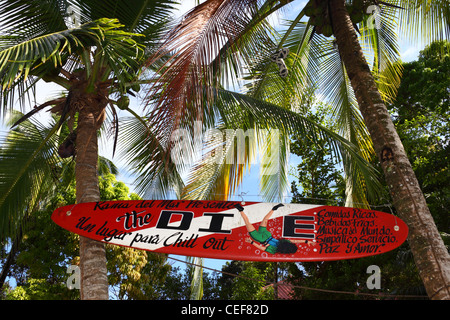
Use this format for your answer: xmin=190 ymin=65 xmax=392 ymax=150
xmin=400 ymin=44 xmax=421 ymax=62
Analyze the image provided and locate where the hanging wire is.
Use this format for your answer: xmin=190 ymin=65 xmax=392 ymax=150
xmin=167 ymin=256 xmax=428 ymax=299
xmin=220 ymin=192 xmax=396 ymax=212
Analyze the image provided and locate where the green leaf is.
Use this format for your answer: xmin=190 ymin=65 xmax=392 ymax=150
xmin=180 ymin=88 xmax=382 ymax=203
xmin=396 ymin=0 xmax=450 ymax=44
xmin=117 ymin=116 xmax=184 ymax=199
xmin=0 ymin=112 xmax=60 ymax=242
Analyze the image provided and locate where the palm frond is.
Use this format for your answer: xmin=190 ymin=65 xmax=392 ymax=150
xmin=0 ymin=0 xmax=69 ymax=39
xmin=145 ymin=0 xmax=274 ymax=146
xmin=359 ymin=4 xmax=403 ymax=104
xmin=321 ymin=61 xmax=374 ymax=206
xmin=75 ymin=0 xmax=177 ymax=35
xmin=181 ymin=122 xmax=258 ymax=201
xmin=0 ymin=18 xmax=145 ymax=118
xmin=394 ymin=0 xmax=450 ymax=43
xmin=258 ymin=128 xmax=290 ymax=202
xmin=117 ymin=116 xmax=184 ymax=199
xmin=241 ymin=10 xmax=387 ymax=206
xmin=0 ymin=112 xmax=60 ymax=242
xmin=222 ymin=89 xmax=382 ymax=198
xmin=182 ymin=88 xmax=382 ymax=203
xmin=0 ymin=18 xmax=138 ymax=88
xmin=243 ymin=5 xmax=319 ymax=107
xmin=172 ymin=0 xmax=447 ymax=207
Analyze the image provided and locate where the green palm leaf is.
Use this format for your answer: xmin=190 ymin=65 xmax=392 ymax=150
xmin=0 ymin=112 xmax=60 ymax=242
xmin=241 ymin=9 xmax=397 ymax=206
xmin=182 ymin=88 xmax=382 ymax=203
xmin=145 ymin=0 xmax=277 ymax=144
xmin=0 ymin=0 xmax=68 ymax=39
xmin=395 ymin=0 xmax=450 ymax=43
xmin=0 ymin=18 xmax=144 ymax=92
xmin=225 ymin=89 xmax=382 ymax=201
xmin=118 ymin=116 xmax=184 ymax=199
xmin=359 ymin=4 xmax=403 ymax=103
xmin=75 ymin=0 xmax=177 ymax=38
xmin=181 ymin=122 xmax=259 ymax=201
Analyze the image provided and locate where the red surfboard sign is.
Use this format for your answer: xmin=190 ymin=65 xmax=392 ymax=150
xmin=51 ymin=200 xmax=408 ymax=262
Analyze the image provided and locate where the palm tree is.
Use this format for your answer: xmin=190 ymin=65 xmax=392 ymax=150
xmin=326 ymin=0 xmax=450 ymax=299
xmin=0 ymin=0 xmax=178 ymax=299
xmin=0 ymin=112 xmax=118 ymax=292
xmin=144 ymin=0 xmax=450 ymax=299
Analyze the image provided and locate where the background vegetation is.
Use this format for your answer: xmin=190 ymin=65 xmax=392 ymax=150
xmin=1 ymin=41 xmax=447 ymax=300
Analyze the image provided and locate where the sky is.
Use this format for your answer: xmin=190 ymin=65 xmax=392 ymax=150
xmin=0 ymin=0 xmax=428 ymax=282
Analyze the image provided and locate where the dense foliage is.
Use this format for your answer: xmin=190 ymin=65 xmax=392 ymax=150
xmin=1 ymin=172 xmax=171 ymax=300
xmin=388 ymin=40 xmax=450 ymax=233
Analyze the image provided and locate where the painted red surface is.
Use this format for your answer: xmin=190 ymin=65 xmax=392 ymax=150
xmin=52 ymin=200 xmax=408 ymax=262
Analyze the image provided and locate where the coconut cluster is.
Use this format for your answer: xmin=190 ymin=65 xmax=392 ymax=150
xmin=304 ymin=0 xmax=375 ymax=37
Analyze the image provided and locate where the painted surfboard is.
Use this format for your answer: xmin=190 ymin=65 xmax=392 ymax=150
xmin=51 ymin=200 xmax=408 ymax=262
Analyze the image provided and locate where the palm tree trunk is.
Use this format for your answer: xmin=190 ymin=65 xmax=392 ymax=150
xmin=0 ymin=238 xmax=18 ymax=291
xmin=330 ymin=0 xmax=450 ymax=300
xmin=75 ymin=102 xmax=109 ymax=300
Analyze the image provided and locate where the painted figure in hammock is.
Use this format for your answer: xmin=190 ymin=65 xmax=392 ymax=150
xmin=234 ymin=203 xmax=316 ymax=254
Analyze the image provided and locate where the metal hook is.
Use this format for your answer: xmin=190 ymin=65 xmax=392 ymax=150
xmin=238 ymin=191 xmax=248 ymax=205
xmin=387 ymin=204 xmax=400 ymax=231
